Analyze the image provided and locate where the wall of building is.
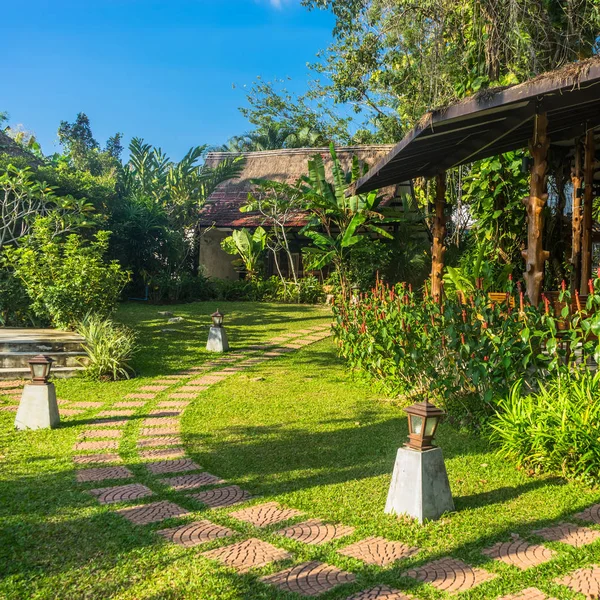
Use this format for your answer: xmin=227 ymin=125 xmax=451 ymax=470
xmin=199 ymin=228 xmax=240 ymax=280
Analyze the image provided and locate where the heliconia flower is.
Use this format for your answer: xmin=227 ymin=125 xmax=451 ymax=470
xmin=542 ymin=294 xmax=550 ymax=315
xmin=471 ymin=352 xmax=475 ymax=359
xmin=484 ymin=356 xmax=489 ymax=362
xmin=482 ymin=321 xmax=488 ymax=329
xmin=561 ymin=280 xmax=566 ymax=291
xmin=462 ymin=309 xmax=467 ymax=323
xmin=460 ymin=333 xmax=465 ymax=345
xmin=508 ymin=273 xmax=513 ymax=281
xmin=575 ymin=290 xmax=582 ymax=312
xmin=519 ymin=291 xmax=524 ymax=312
xmin=589 ymin=279 xmax=594 ymax=295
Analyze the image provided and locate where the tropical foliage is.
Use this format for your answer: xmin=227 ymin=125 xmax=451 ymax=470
xmin=221 ymin=226 xmax=269 ymax=280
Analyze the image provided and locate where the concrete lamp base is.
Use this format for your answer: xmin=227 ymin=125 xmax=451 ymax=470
xmin=206 ymin=327 xmax=229 ymax=352
xmin=385 ymin=446 xmax=454 ymax=523
xmin=14 ymin=383 xmax=60 ymax=430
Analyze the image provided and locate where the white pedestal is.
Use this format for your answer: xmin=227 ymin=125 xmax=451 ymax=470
xmin=14 ymin=383 xmax=60 ymax=430
xmin=206 ymin=327 xmax=229 ymax=352
xmin=385 ymin=446 xmax=454 ymax=523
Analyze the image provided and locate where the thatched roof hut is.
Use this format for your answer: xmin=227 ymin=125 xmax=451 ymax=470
xmin=0 ymin=131 xmax=42 ymax=165
xmin=199 ymin=145 xmax=402 ymax=228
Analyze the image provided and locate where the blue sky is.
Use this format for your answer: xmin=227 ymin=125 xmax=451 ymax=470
xmin=1 ymin=0 xmax=334 ymax=160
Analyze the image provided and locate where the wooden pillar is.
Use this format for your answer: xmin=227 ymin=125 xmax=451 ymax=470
xmin=580 ymin=128 xmax=596 ymax=294
xmin=570 ymin=140 xmax=583 ymax=293
xmin=522 ymin=113 xmax=549 ymax=306
xmin=431 ymin=172 xmax=447 ymax=302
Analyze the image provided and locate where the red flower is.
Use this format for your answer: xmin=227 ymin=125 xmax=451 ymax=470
xmin=589 ymin=279 xmax=594 ymax=295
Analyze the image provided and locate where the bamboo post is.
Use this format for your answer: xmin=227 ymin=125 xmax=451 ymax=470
xmin=580 ymin=128 xmax=595 ymax=294
xmin=570 ymin=140 xmax=583 ymax=293
xmin=521 ymin=113 xmax=550 ymax=306
xmin=431 ymin=172 xmax=447 ymax=302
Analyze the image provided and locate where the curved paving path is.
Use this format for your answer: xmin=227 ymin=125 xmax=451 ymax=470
xmin=5 ymin=324 xmax=600 ymax=598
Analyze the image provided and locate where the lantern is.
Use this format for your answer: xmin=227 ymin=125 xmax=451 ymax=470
xmin=28 ymin=354 xmax=54 ymax=385
xmin=211 ymin=310 xmax=224 ymax=328
xmin=404 ymin=399 xmax=445 ymax=451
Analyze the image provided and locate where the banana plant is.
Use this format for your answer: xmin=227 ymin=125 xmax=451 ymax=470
xmin=298 ymin=143 xmax=393 ymax=296
xmin=221 ymin=226 xmax=269 ymax=281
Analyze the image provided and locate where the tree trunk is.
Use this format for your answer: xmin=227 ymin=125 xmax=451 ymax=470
xmin=430 ymin=172 xmax=447 ymax=302
xmin=570 ymin=140 xmax=583 ymax=293
xmin=580 ymin=129 xmax=596 ymax=293
xmin=521 ymin=113 xmax=549 ymax=307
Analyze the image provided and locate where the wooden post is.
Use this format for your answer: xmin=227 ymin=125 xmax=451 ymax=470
xmin=522 ymin=113 xmax=549 ymax=306
xmin=580 ymin=128 xmax=595 ymax=294
xmin=431 ymin=172 xmax=447 ymax=302
xmin=570 ymin=140 xmax=583 ymax=293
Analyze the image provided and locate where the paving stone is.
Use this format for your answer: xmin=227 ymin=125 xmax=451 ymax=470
xmin=220 ymin=367 xmax=244 ymax=373
xmin=161 ymin=375 xmax=187 ymax=380
xmin=574 ymin=503 xmax=600 ymax=524
xmin=158 ymin=519 xmax=234 ymax=547
xmin=0 ymin=405 xmax=18 ymax=412
xmin=344 ymin=586 xmax=413 ymax=600
xmin=184 ymin=380 xmax=211 ymax=388
xmin=157 ymin=401 xmax=190 ymax=408
xmin=339 ymin=536 xmax=419 ymax=566
xmin=81 ymin=429 xmax=123 ymax=439
xmin=60 ymin=409 xmax=85 ymax=416
xmin=88 ymin=483 xmax=154 ymax=504
xmin=534 ymin=522 xmax=600 ymax=547
xmin=74 ymin=440 xmax=119 ymax=451
xmin=146 ymin=458 xmax=201 ymax=474
xmin=497 ymin=588 xmax=557 ymax=600
xmin=152 ymin=379 xmax=178 ymax=385
xmin=114 ymin=401 xmax=146 ymax=408
xmin=90 ymin=417 xmax=129 ymax=427
xmin=138 ymin=436 xmax=182 ymax=448
xmin=189 ymin=375 xmax=226 ymax=385
xmin=76 ymin=466 xmax=133 ymax=482
xmin=97 ymin=410 xmax=135 ymax=417
xmin=148 ymin=409 xmax=182 ymax=417
xmin=277 ymin=519 xmax=354 ymax=545
xmin=175 ymin=387 xmax=203 ymax=393
xmin=126 ymin=393 xmax=156 ymax=399
xmin=169 ymin=392 xmax=199 ymax=398
xmin=73 ymin=453 xmax=122 ymax=465
xmin=0 ymin=380 xmax=24 ymax=389
xmin=555 ymin=565 xmax=600 ymax=599
xmin=190 ymin=485 xmax=251 ymax=508
xmin=142 ymin=418 xmax=180 ymax=426
xmin=161 ymin=472 xmax=225 ymax=490
xmin=70 ymin=402 xmax=103 ymax=408
xmin=261 ymin=560 xmax=356 ymax=596
xmin=202 ymin=538 xmax=291 ymax=573
xmin=482 ymin=537 xmax=555 ymax=569
xmin=138 ymin=385 xmax=168 ymax=392
xmin=139 ymin=447 xmax=185 ymax=460
xmin=116 ymin=500 xmax=189 ymax=524
xmin=402 ymin=557 xmax=496 ymax=594
xmin=140 ymin=426 xmax=180 ymax=436
xmin=230 ymin=502 xmax=304 ymax=528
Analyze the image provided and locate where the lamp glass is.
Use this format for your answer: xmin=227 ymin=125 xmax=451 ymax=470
xmin=32 ymin=363 xmax=46 ymax=379
xmin=424 ymin=416 xmax=439 ymax=437
xmin=410 ymin=414 xmax=424 ymax=436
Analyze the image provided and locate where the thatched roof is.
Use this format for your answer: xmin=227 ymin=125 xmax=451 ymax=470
xmin=0 ymin=131 xmax=42 ymax=165
xmin=199 ymin=145 xmax=398 ymax=228
xmin=355 ymin=56 xmax=600 ymax=194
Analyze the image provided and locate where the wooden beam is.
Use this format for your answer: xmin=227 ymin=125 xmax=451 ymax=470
xmin=522 ymin=113 xmax=550 ymax=306
xmin=431 ymin=173 xmax=447 ymax=302
xmin=581 ymin=128 xmax=596 ymax=294
xmin=571 ymin=140 xmax=583 ymax=293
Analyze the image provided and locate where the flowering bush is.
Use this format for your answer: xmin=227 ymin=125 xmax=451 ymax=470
xmin=332 ymin=274 xmax=600 ymax=427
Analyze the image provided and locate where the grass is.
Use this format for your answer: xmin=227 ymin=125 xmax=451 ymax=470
xmin=2 ymin=301 xmax=600 ymax=599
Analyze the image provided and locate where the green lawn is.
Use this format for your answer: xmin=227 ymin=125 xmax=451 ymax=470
xmin=1 ymin=301 xmax=600 ymax=599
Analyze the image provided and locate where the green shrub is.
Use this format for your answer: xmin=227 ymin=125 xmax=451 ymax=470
xmin=0 ymin=268 xmax=35 ymax=326
xmin=76 ymin=315 xmax=137 ymax=381
xmin=211 ymin=276 xmax=325 ymax=304
xmin=490 ymin=372 xmax=600 ymax=481
xmin=146 ymin=271 xmax=215 ymax=304
xmin=4 ymin=220 xmax=130 ymax=329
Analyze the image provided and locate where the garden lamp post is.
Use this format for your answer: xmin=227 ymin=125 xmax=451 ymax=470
xmin=15 ymin=355 xmax=60 ymax=430
xmin=206 ymin=309 xmax=229 ymax=352
xmin=384 ymin=398 xmax=454 ymax=523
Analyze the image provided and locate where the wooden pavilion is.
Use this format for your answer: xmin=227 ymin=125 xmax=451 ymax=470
xmin=352 ymin=57 xmax=600 ymax=305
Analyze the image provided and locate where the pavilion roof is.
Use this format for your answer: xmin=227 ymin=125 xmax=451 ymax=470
xmin=354 ymin=57 xmax=600 ymax=194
